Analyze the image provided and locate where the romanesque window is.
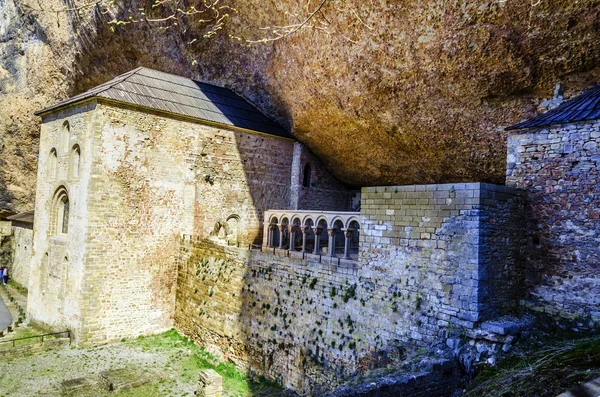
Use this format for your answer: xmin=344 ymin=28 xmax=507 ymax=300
xmin=51 ymin=187 xmax=70 ymax=235
xmin=48 ymin=148 xmax=58 ymax=180
xmin=61 ymin=121 xmax=70 ymax=153
xmin=303 ymin=163 xmax=312 ymax=187
xmin=70 ymin=144 xmax=81 ymax=179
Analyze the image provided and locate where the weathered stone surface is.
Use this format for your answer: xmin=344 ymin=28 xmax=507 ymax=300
xmin=3 ymin=1 xmax=600 ymax=210
xmin=174 ymin=183 xmax=526 ymax=394
xmin=480 ymin=321 xmax=521 ymax=336
xmin=506 ymin=119 xmax=600 ymax=328
xmin=27 ymin=99 xmax=348 ymax=345
xmin=197 ymin=369 xmax=223 ymax=397
xmin=61 ymin=377 xmax=96 ymax=396
xmin=98 ymin=368 xmax=150 ymax=392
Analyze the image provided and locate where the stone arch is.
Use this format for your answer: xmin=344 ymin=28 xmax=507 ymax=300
xmin=48 ymin=148 xmax=58 ymax=180
xmin=315 ymin=216 xmax=328 ymax=227
xmin=330 ymin=216 xmax=344 ymax=227
xmin=61 ymin=121 xmax=70 ymax=153
xmin=314 ymin=218 xmax=328 ymax=255
xmin=51 ymin=186 xmax=70 ymax=235
xmin=226 ymin=214 xmax=241 ymax=245
xmin=345 ymin=216 xmax=361 ymax=230
xmin=70 ymin=144 xmax=81 ymax=179
xmin=268 ymin=216 xmax=280 ymax=248
xmin=290 ymin=217 xmax=302 ymax=251
xmin=301 ymin=215 xmax=314 ymax=226
xmin=290 ymin=215 xmax=302 ymax=226
xmin=347 ymin=219 xmax=361 ymax=258
xmin=280 ymin=217 xmax=290 ymax=249
xmin=332 ymin=219 xmax=345 ymax=256
xmin=302 ymin=163 xmax=312 ymax=187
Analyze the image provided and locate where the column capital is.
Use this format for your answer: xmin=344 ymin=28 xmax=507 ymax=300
xmin=312 ymin=226 xmax=323 ymax=236
xmin=290 ymin=225 xmax=299 ymax=233
xmin=342 ymin=228 xmax=354 ymax=238
xmin=300 ymin=225 xmax=310 ymax=234
xmin=278 ymin=224 xmax=288 ymax=232
xmin=327 ymin=228 xmax=337 ymax=237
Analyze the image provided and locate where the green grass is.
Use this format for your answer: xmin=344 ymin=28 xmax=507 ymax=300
xmin=465 ymin=334 xmax=600 ymax=397
xmin=7 ymin=279 xmax=27 ymax=296
xmin=127 ymin=329 xmax=284 ymax=397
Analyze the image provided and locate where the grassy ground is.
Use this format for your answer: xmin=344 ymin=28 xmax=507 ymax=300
xmin=0 ymin=328 xmax=287 ymax=397
xmin=126 ymin=329 xmax=284 ymax=397
xmin=463 ymin=333 xmax=600 ymax=397
xmin=6 ymin=279 xmax=27 ymax=295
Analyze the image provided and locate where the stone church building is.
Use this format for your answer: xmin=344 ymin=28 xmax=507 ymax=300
xmin=30 ymin=67 xmax=351 ymax=344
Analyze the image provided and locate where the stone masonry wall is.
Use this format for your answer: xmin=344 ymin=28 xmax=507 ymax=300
xmin=78 ymin=102 xmax=299 ymax=344
xmin=29 ymin=100 xmax=350 ymax=345
xmin=292 ymin=143 xmax=353 ymax=211
xmin=29 ymin=102 xmax=97 ymax=338
xmin=174 ymin=183 xmax=525 ymax=394
xmin=10 ymin=226 xmax=33 ymax=288
xmin=360 ymin=183 xmax=526 ymax=326
xmin=506 ymin=120 xmax=600 ymax=327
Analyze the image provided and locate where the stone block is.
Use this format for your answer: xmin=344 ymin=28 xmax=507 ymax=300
xmin=99 ymin=368 xmax=151 ymax=392
xmin=197 ymin=369 xmax=223 ymax=397
xmin=61 ymin=377 xmax=97 ymax=396
xmin=480 ymin=321 xmax=521 ymax=335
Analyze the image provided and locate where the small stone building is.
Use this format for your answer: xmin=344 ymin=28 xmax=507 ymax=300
xmin=29 ymin=67 xmax=350 ymax=345
xmin=506 ymin=85 xmax=600 ymax=327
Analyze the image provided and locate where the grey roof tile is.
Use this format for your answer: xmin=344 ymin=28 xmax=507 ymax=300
xmin=36 ymin=67 xmax=291 ymax=139
xmin=507 ymin=85 xmax=600 ymax=131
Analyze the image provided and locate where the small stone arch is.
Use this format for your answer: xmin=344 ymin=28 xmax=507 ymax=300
xmin=70 ymin=144 xmax=81 ymax=179
xmin=48 ymin=148 xmax=58 ymax=180
xmin=302 ymin=163 xmax=312 ymax=187
xmin=330 ymin=216 xmax=344 ymax=228
xmin=268 ymin=216 xmax=280 ymax=248
xmin=290 ymin=215 xmax=302 ymax=226
xmin=301 ymin=215 xmax=314 ymax=226
xmin=315 ymin=216 xmax=329 ymax=228
xmin=51 ymin=186 xmax=70 ymax=235
xmin=61 ymin=121 xmax=70 ymax=153
xmin=345 ymin=217 xmax=361 ymax=230
xmin=332 ymin=219 xmax=345 ymax=256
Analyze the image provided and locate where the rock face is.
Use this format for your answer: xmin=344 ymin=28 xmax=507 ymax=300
xmin=3 ymin=0 xmax=600 ymax=210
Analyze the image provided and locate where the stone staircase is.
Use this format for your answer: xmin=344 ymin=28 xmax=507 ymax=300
xmin=0 ymin=282 xmax=70 ymax=357
xmin=0 ymin=282 xmax=26 ymax=336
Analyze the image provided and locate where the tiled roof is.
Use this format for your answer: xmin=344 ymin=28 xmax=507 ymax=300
xmin=506 ymin=85 xmax=600 ymax=131
xmin=35 ymin=67 xmax=291 ymax=139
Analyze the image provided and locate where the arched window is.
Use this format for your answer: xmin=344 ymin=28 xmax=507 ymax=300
xmin=61 ymin=121 xmax=70 ymax=152
xmin=48 ymin=148 xmax=58 ymax=180
xmin=51 ymin=187 xmax=70 ymax=235
xmin=302 ymin=163 xmax=312 ymax=187
xmin=70 ymin=144 xmax=81 ymax=179
xmin=60 ymin=195 xmax=70 ymax=234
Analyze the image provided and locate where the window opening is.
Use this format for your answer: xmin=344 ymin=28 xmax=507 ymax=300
xmin=302 ymin=163 xmax=312 ymax=187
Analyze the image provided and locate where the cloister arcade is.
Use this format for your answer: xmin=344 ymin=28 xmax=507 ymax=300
xmin=262 ymin=210 xmax=361 ymax=261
